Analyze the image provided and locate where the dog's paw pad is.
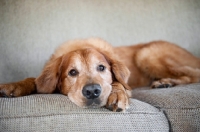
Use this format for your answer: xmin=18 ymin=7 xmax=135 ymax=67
xmin=116 ymin=108 xmax=123 ymax=112
xmin=156 ymin=84 xmax=172 ymax=88
xmin=151 ymin=79 xmax=175 ymax=89
xmin=0 ymin=90 xmax=8 ymax=97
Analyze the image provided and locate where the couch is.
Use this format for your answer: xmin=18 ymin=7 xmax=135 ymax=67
xmin=0 ymin=83 xmax=200 ymax=132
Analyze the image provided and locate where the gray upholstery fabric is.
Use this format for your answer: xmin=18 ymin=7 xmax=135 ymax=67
xmin=0 ymin=94 xmax=169 ymax=132
xmin=132 ymin=83 xmax=200 ymax=132
xmin=2 ymin=84 xmax=199 ymax=132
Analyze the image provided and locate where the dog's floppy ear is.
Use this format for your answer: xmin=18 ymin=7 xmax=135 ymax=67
xmin=103 ymin=52 xmax=131 ymax=90
xmin=35 ymin=56 xmax=63 ymax=93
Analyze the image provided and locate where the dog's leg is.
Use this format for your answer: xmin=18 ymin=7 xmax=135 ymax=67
xmin=106 ymin=81 xmax=129 ymax=112
xmin=151 ymin=65 xmax=200 ymax=88
xmin=0 ymin=78 xmax=36 ymax=97
xmin=151 ymin=76 xmax=199 ymax=88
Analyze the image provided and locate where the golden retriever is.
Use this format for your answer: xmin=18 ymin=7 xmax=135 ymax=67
xmin=0 ymin=38 xmax=200 ymax=112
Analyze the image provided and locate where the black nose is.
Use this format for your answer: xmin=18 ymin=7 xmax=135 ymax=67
xmin=82 ymin=84 xmax=101 ymax=99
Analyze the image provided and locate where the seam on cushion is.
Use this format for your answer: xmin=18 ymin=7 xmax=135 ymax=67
xmin=162 ymin=110 xmax=172 ymax=132
xmin=0 ymin=111 xmax=165 ymax=119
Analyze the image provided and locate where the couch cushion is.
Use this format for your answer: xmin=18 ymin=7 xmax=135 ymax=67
xmin=132 ymin=83 xmax=200 ymax=132
xmin=0 ymin=94 xmax=168 ymax=132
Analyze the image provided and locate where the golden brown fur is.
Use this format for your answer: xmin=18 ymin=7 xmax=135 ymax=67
xmin=115 ymin=41 xmax=200 ymax=89
xmin=1 ymin=38 xmax=200 ymax=112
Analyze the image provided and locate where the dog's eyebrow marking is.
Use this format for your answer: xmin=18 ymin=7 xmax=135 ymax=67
xmin=65 ymin=53 xmax=85 ymax=75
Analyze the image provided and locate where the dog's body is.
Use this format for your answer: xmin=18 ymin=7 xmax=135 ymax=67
xmin=115 ymin=41 xmax=200 ymax=89
xmin=1 ymin=38 xmax=200 ymax=112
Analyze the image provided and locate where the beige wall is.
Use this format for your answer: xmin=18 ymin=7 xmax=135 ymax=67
xmin=0 ymin=0 xmax=200 ymax=82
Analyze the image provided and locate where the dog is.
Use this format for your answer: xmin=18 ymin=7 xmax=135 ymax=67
xmin=0 ymin=38 xmax=200 ymax=112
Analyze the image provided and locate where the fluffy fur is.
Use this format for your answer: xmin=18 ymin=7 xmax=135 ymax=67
xmin=0 ymin=38 xmax=200 ymax=112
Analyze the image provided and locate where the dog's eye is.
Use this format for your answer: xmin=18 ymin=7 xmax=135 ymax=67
xmin=97 ymin=65 xmax=106 ymax=72
xmin=68 ymin=69 xmax=79 ymax=76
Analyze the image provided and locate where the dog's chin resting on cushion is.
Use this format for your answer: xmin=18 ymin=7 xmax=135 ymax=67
xmin=1 ymin=38 xmax=200 ymax=112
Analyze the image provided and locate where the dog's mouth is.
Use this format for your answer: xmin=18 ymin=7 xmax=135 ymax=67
xmin=84 ymin=98 xmax=102 ymax=108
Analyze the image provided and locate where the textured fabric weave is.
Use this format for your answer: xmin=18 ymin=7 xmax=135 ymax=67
xmin=132 ymin=83 xmax=200 ymax=132
xmin=0 ymin=94 xmax=169 ymax=132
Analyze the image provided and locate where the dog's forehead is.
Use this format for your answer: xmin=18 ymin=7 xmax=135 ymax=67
xmin=83 ymin=48 xmax=107 ymax=62
xmin=72 ymin=48 xmax=106 ymax=62
xmin=64 ymin=48 xmax=108 ymax=68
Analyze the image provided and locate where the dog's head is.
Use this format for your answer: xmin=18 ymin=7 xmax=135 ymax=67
xmin=35 ymin=38 xmax=130 ymax=108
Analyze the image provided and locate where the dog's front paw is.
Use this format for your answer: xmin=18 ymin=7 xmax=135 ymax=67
xmin=0 ymin=78 xmax=36 ymax=97
xmin=0 ymin=84 xmax=18 ymax=97
xmin=106 ymin=83 xmax=129 ymax=112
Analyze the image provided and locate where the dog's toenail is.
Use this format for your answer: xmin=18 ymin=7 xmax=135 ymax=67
xmin=157 ymin=84 xmax=165 ymax=88
xmin=107 ymin=105 xmax=113 ymax=111
xmin=116 ymin=108 xmax=123 ymax=112
xmin=165 ymin=84 xmax=171 ymax=88
xmin=10 ymin=93 xmax=14 ymax=97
